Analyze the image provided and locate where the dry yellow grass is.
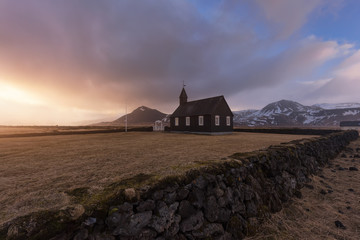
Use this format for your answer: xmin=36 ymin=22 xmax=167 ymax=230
xmin=0 ymin=125 xmax=117 ymax=135
xmin=246 ymin=139 xmax=360 ymax=240
xmin=0 ymin=131 xmax=315 ymax=225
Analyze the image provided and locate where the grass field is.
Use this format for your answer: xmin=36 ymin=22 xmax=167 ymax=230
xmin=0 ymin=131 xmax=315 ymax=225
xmin=0 ymin=125 xmax=109 ymax=134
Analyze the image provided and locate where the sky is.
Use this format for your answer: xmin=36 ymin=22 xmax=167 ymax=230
xmin=1 ymin=0 xmax=360 ymax=125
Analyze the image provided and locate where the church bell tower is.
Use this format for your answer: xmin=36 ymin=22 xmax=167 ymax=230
xmin=179 ymin=87 xmax=187 ymax=105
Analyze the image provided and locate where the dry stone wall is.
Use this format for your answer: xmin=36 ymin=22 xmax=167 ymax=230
xmin=3 ymin=131 xmax=358 ymax=240
xmin=67 ymin=131 xmax=358 ymax=240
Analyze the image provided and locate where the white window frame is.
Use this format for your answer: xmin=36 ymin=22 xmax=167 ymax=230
xmin=175 ymin=117 xmax=179 ymax=126
xmin=198 ymin=116 xmax=204 ymax=126
xmin=186 ymin=117 xmax=190 ymax=126
xmin=226 ymin=116 xmax=231 ymax=126
xmin=215 ymin=115 xmax=220 ymax=126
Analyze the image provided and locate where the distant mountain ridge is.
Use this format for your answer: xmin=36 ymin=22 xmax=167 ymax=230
xmin=233 ymin=100 xmax=360 ymax=127
xmin=92 ymin=100 xmax=360 ymax=127
xmin=312 ymin=103 xmax=360 ymax=109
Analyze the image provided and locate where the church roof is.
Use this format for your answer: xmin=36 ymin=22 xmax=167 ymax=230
xmin=171 ymin=95 xmax=233 ymax=117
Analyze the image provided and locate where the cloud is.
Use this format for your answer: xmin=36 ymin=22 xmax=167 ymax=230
xmin=253 ymin=0 xmax=324 ymax=39
xmin=0 ymin=0 xmax=356 ymax=124
xmin=304 ymin=49 xmax=360 ymax=103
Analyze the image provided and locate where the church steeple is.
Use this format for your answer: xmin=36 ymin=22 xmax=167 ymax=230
xmin=179 ymin=87 xmax=188 ymax=105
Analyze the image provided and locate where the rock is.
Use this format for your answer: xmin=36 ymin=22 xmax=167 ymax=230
xmin=164 ymin=184 xmax=179 ymax=193
xmin=84 ymin=217 xmax=97 ymax=227
xmin=246 ymin=200 xmax=258 ymax=217
xmin=152 ymin=190 xmax=164 ymax=200
xmin=106 ymin=212 xmax=129 ymax=230
xmin=204 ymin=196 xmax=219 ymax=222
xmin=177 ymin=188 xmax=189 ymax=201
xmin=88 ymin=233 xmax=115 ymax=240
xmin=178 ymin=200 xmax=196 ymax=219
xmin=62 ymin=204 xmax=85 ymax=220
xmin=164 ymin=192 xmax=177 ymax=204
xmin=118 ymin=202 xmax=133 ymax=213
xmin=327 ymin=190 xmax=333 ymax=194
xmin=155 ymin=236 xmax=165 ymax=240
xmin=231 ymin=198 xmax=246 ymax=214
xmin=338 ymin=210 xmax=344 ymax=214
xmin=128 ymin=211 xmax=152 ymax=234
xmin=338 ymin=167 xmax=345 ymax=171
xmin=106 ymin=203 xmax=134 ymax=230
xmin=164 ymin=214 xmax=181 ymax=237
xmin=188 ymin=188 xmax=205 ymax=208
xmin=192 ymin=223 xmax=224 ymax=238
xmin=341 ymin=153 xmax=347 ymax=158
xmin=217 ymin=208 xmax=231 ymax=223
xmin=138 ymin=228 xmax=157 ymax=240
xmin=218 ymin=196 xmax=226 ymax=208
xmin=136 ymin=200 xmax=155 ymax=212
xmin=215 ymin=232 xmax=233 ymax=240
xmin=224 ymin=187 xmax=234 ymax=205
xmin=180 ymin=211 xmax=204 ymax=232
xmin=214 ymin=187 xmax=224 ymax=198
xmin=244 ymin=186 xmax=254 ymax=201
xmin=149 ymin=202 xmax=179 ymax=233
xmin=304 ymin=184 xmax=314 ymax=189
xmin=331 ymin=169 xmax=336 ymax=172
xmin=348 ymin=188 xmax=354 ymax=192
xmin=354 ymin=154 xmax=360 ymax=158
xmin=219 ymin=181 xmax=227 ymax=191
xmin=172 ymin=234 xmax=187 ymax=240
xmin=226 ymin=215 xmax=246 ymax=239
xmin=349 ymin=167 xmax=358 ymax=171
xmin=346 ymin=206 xmax=351 ymax=210
xmin=74 ymin=229 xmax=88 ymax=240
xmin=335 ymin=220 xmax=346 ymax=229
xmin=193 ymin=175 xmax=208 ymax=189
xmin=50 ymin=233 xmax=68 ymax=240
xmin=124 ymin=188 xmax=137 ymax=201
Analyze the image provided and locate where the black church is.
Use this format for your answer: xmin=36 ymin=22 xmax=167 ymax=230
xmin=170 ymin=88 xmax=233 ymax=133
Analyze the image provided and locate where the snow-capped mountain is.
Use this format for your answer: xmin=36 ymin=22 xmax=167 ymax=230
xmin=233 ymin=100 xmax=360 ymax=127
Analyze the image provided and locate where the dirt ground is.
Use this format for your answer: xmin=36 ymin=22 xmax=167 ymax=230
xmin=0 ymin=131 xmax=314 ymax=225
xmin=246 ymin=138 xmax=360 ymax=240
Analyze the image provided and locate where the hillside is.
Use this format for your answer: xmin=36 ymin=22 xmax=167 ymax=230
xmin=93 ymin=106 xmax=167 ymax=126
xmin=234 ymin=100 xmax=360 ymax=127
